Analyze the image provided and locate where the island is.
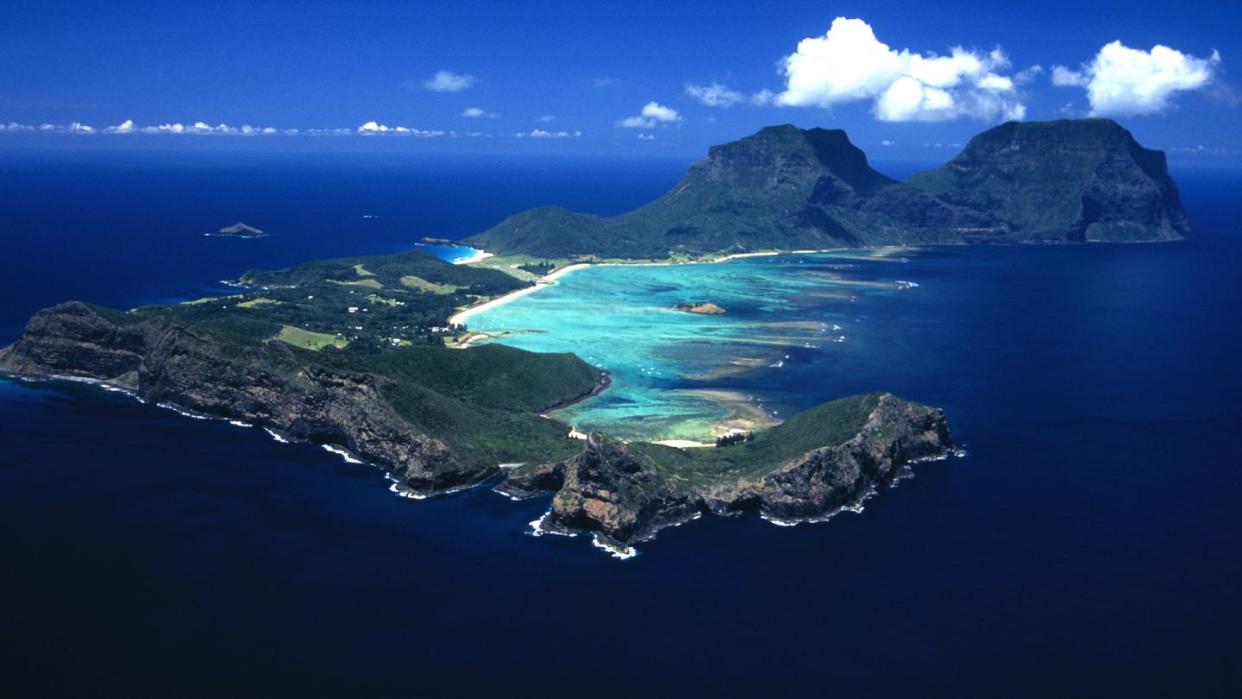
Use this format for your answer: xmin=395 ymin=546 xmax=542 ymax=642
xmin=0 ymin=118 xmax=1189 ymax=556
xmin=214 ymin=222 xmax=265 ymax=238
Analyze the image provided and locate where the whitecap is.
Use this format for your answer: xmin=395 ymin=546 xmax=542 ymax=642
xmin=321 ymin=444 xmax=363 ymax=464
xmin=591 ymin=534 xmax=638 ymax=560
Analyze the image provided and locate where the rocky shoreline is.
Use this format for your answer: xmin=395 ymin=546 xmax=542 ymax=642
xmin=0 ymin=302 xmax=956 ymax=558
xmin=497 ymin=392 xmax=955 ymax=553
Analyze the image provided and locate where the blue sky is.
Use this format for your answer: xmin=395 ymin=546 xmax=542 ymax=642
xmin=2 ymin=0 xmax=1239 ymax=162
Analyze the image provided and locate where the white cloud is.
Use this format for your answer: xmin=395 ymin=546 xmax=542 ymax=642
xmin=1 ymin=121 xmax=34 ymax=131
xmin=66 ymin=122 xmax=95 ymax=133
xmin=750 ymin=89 xmax=775 ymax=106
xmin=515 ymin=128 xmax=581 ymax=139
xmin=685 ymin=82 xmax=744 ymax=107
xmin=637 ymin=133 xmax=655 ymax=141
xmin=775 ymin=17 xmax=1024 ymax=122
xmin=615 ymin=101 xmax=682 ymax=128
xmin=880 ymin=139 xmax=895 ymax=146
xmin=1052 ymin=41 xmax=1220 ymax=116
xmin=535 ymin=115 xmax=556 ymax=123
xmin=358 ymin=121 xmax=448 ymax=137
xmin=423 ymin=70 xmax=476 ymax=92
xmin=462 ymin=107 xmax=499 ymax=119
xmin=104 ymin=119 xmax=134 ymax=133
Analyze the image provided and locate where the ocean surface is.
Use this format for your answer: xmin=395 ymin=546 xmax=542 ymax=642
xmin=2 ymin=150 xmax=1240 ymax=696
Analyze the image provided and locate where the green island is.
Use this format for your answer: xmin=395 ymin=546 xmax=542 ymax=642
xmin=0 ymin=118 xmax=1188 ymax=556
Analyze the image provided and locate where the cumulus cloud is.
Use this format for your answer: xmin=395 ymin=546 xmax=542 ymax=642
xmin=105 ymin=119 xmax=135 ymax=133
xmin=514 ymin=128 xmax=581 ymax=139
xmin=685 ymin=82 xmax=744 ymax=107
xmin=615 ymin=101 xmax=682 ymax=128
xmin=775 ymin=17 xmax=1025 ymax=122
xmin=1052 ymin=41 xmax=1221 ymax=116
xmin=423 ymin=70 xmax=476 ymax=92
xmin=462 ymin=107 xmax=499 ymax=118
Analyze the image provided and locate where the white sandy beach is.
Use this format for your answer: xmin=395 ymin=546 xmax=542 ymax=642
xmin=448 ymin=261 xmax=590 ymax=326
xmin=450 ymin=249 xmax=494 ymax=265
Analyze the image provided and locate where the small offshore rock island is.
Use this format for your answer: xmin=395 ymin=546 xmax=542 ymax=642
xmin=0 ymin=118 xmax=1189 ymax=557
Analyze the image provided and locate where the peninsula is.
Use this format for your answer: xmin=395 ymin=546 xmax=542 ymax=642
xmin=0 ymin=118 xmax=1188 ymax=555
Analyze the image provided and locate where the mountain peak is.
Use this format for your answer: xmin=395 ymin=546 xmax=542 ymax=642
xmin=467 ymin=119 xmax=1188 ymax=257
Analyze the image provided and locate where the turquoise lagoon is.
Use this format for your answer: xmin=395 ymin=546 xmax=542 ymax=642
xmin=465 ymin=249 xmax=922 ymax=442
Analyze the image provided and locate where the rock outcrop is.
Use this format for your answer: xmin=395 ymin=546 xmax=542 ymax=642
xmin=501 ymin=393 xmax=955 ymax=550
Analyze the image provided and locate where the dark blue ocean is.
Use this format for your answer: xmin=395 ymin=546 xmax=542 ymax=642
xmin=2 ymin=150 xmax=1240 ymax=696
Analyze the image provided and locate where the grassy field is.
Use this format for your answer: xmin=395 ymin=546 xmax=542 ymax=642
xmin=237 ymin=297 xmax=280 ymax=308
xmin=399 ymin=275 xmax=457 ymax=294
xmin=274 ymin=324 xmax=348 ymax=350
xmin=328 ymin=278 xmax=384 ymax=290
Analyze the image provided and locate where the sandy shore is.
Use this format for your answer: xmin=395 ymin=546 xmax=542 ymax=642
xmin=448 ymin=261 xmax=590 ymax=326
xmin=651 ymin=439 xmax=713 ymax=448
xmin=450 ymin=249 xmax=495 ymax=265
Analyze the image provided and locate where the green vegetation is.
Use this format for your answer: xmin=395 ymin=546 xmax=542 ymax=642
xmin=400 ymin=275 xmax=457 ymax=294
xmin=629 ymin=393 xmax=883 ymax=486
xmin=237 ymin=297 xmax=280 ymax=308
xmin=906 ymin=119 xmax=1188 ymax=242
xmin=328 ymin=277 xmax=384 ymax=290
xmin=130 ymin=250 xmax=529 ymax=352
xmin=275 ymin=324 xmax=347 ymax=350
xmin=99 ymin=249 xmax=601 ymax=467
xmin=465 ymin=120 xmax=1187 ymax=258
xmin=517 ymin=261 xmax=557 ymax=276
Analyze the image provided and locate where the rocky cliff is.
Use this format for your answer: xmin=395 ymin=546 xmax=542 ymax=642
xmin=499 ymin=392 xmax=955 ymax=553
xmin=466 ymin=119 xmax=1189 ymax=258
xmin=0 ymin=302 xmax=502 ymax=492
xmin=908 ymin=119 xmax=1190 ymax=242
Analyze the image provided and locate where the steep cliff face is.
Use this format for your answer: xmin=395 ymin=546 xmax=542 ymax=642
xmin=700 ymin=393 xmax=953 ymax=522
xmin=0 ymin=302 xmax=491 ymax=492
xmin=502 ymin=393 xmax=955 ymax=549
xmin=467 ymin=119 xmax=1189 ymax=258
xmin=908 ymin=119 xmax=1190 ymax=242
